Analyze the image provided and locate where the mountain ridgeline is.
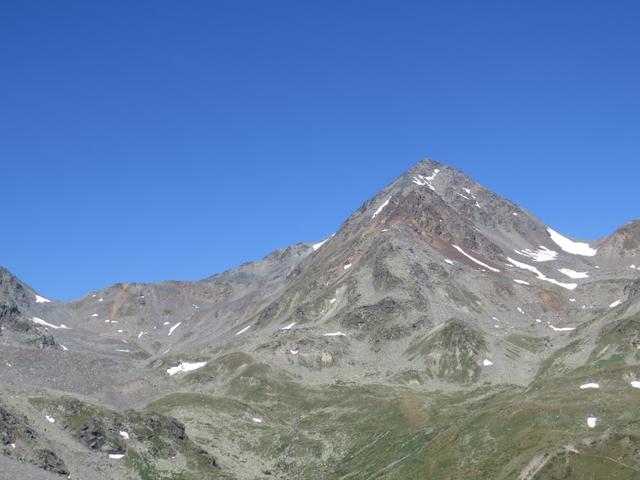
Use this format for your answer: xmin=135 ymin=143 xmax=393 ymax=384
xmin=2 ymin=160 xmax=640 ymax=479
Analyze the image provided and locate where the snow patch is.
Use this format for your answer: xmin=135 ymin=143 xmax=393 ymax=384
xmin=236 ymin=325 xmax=251 ymax=335
xmin=547 ymin=228 xmax=597 ymax=256
xmin=168 ymin=322 xmax=182 ymax=336
xmin=558 ymin=268 xmax=589 ymax=279
xmin=45 ymin=415 xmax=55 ymax=423
xmin=514 ymin=246 xmax=558 ymax=262
xmin=323 ymin=331 xmax=345 ymax=337
xmin=60 ymin=345 xmax=68 ymax=351
xmin=483 ymin=359 xmax=493 ymax=367
xmin=312 ymin=238 xmax=329 ymax=251
xmin=329 ymin=297 xmax=337 ymax=304
xmin=609 ymin=299 xmax=622 ymax=308
xmin=631 ymin=381 xmax=640 ymax=389
xmin=587 ymin=417 xmax=597 ymax=429
xmin=549 ymin=325 xmax=575 ymax=332
xmin=343 ymin=263 xmax=352 ymax=270
xmin=451 ymin=245 xmax=500 ymax=272
xmin=513 ymin=279 xmax=530 ymax=285
xmin=281 ymin=322 xmax=296 ymax=330
xmin=507 ymin=257 xmax=577 ymax=290
xmin=579 ymin=383 xmax=600 ymax=389
xmin=252 ymin=417 xmax=263 ymax=423
xmin=166 ymin=361 xmax=207 ymax=376
xmin=444 ymin=259 xmax=454 ymax=265
xmin=411 ymin=169 xmax=440 ymax=191
xmin=32 ymin=317 xmax=70 ymax=330
xmin=371 ymin=197 xmax=391 ymax=219
xmin=35 ymin=294 xmax=51 ymax=303
xmin=119 ymin=431 xmax=130 ymax=440
xmin=290 ymin=350 xmax=299 ymax=355
xmin=109 ymin=454 xmax=124 ymax=460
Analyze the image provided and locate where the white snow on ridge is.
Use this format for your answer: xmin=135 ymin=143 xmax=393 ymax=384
xmin=514 ymin=246 xmax=558 ymax=262
xmin=323 ymin=331 xmax=345 ymax=337
xmin=507 ymin=257 xmax=577 ymax=290
xmin=32 ymin=317 xmax=70 ymax=330
xmin=343 ymin=263 xmax=352 ymax=270
xmin=252 ymin=417 xmax=263 ymax=423
xmin=166 ymin=361 xmax=207 ymax=376
xmin=281 ymin=322 xmax=296 ymax=330
xmin=45 ymin=415 xmax=55 ymax=423
xmin=451 ymin=245 xmax=501 ymax=272
xmin=547 ymin=228 xmax=597 ymax=257
xmin=444 ymin=259 xmax=454 ymax=265
xmin=587 ymin=417 xmax=597 ymax=428
xmin=236 ymin=325 xmax=251 ymax=335
xmin=60 ymin=345 xmax=68 ymax=351
xmin=513 ymin=279 xmax=530 ymax=285
xmin=312 ymin=238 xmax=329 ymax=251
xmin=631 ymin=381 xmax=640 ymax=389
xmin=35 ymin=294 xmax=51 ymax=303
xmin=329 ymin=297 xmax=337 ymax=304
xmin=168 ymin=322 xmax=182 ymax=336
xmin=558 ymin=268 xmax=589 ymax=279
xmin=371 ymin=197 xmax=391 ymax=219
xmin=119 ymin=431 xmax=130 ymax=440
xmin=483 ymin=359 xmax=493 ymax=367
xmin=579 ymin=383 xmax=600 ymax=389
xmin=609 ymin=299 xmax=622 ymax=308
xmin=109 ymin=454 xmax=124 ymax=460
xmin=412 ymin=169 xmax=440 ymax=191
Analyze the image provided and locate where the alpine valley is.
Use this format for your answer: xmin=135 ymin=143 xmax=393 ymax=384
xmin=2 ymin=160 xmax=640 ymax=480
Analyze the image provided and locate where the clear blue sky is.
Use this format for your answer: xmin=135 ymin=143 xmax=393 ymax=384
xmin=2 ymin=1 xmax=638 ymax=300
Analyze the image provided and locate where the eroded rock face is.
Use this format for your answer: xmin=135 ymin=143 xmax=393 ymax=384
xmin=74 ymin=419 xmax=107 ymax=451
xmin=36 ymin=449 xmax=69 ymax=476
xmin=0 ymin=404 xmax=68 ymax=476
xmin=0 ymin=302 xmax=58 ymax=349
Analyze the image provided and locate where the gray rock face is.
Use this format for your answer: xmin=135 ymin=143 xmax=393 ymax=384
xmin=1 ymin=159 xmax=639 ymax=479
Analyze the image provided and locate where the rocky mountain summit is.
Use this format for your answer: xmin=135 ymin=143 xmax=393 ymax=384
xmin=2 ymin=159 xmax=640 ymax=479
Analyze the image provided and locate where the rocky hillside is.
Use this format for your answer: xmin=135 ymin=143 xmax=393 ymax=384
xmin=2 ymin=159 xmax=639 ymax=479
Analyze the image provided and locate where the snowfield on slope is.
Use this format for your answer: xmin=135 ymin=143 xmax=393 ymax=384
xmin=547 ymin=228 xmax=597 ymax=256
xmin=451 ymin=245 xmax=500 ymax=272
xmin=507 ymin=257 xmax=577 ymax=290
xmin=371 ymin=197 xmax=391 ymax=219
xmin=514 ymin=246 xmax=558 ymax=262
xmin=166 ymin=361 xmax=208 ymax=376
xmin=558 ymin=268 xmax=589 ymax=279
xmin=32 ymin=317 xmax=70 ymax=330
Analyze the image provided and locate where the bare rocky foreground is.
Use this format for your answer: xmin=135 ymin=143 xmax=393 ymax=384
xmin=2 ymin=159 xmax=640 ymax=479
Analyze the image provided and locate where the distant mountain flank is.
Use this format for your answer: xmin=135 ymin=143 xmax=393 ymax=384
xmin=2 ymin=159 xmax=639 ymax=479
